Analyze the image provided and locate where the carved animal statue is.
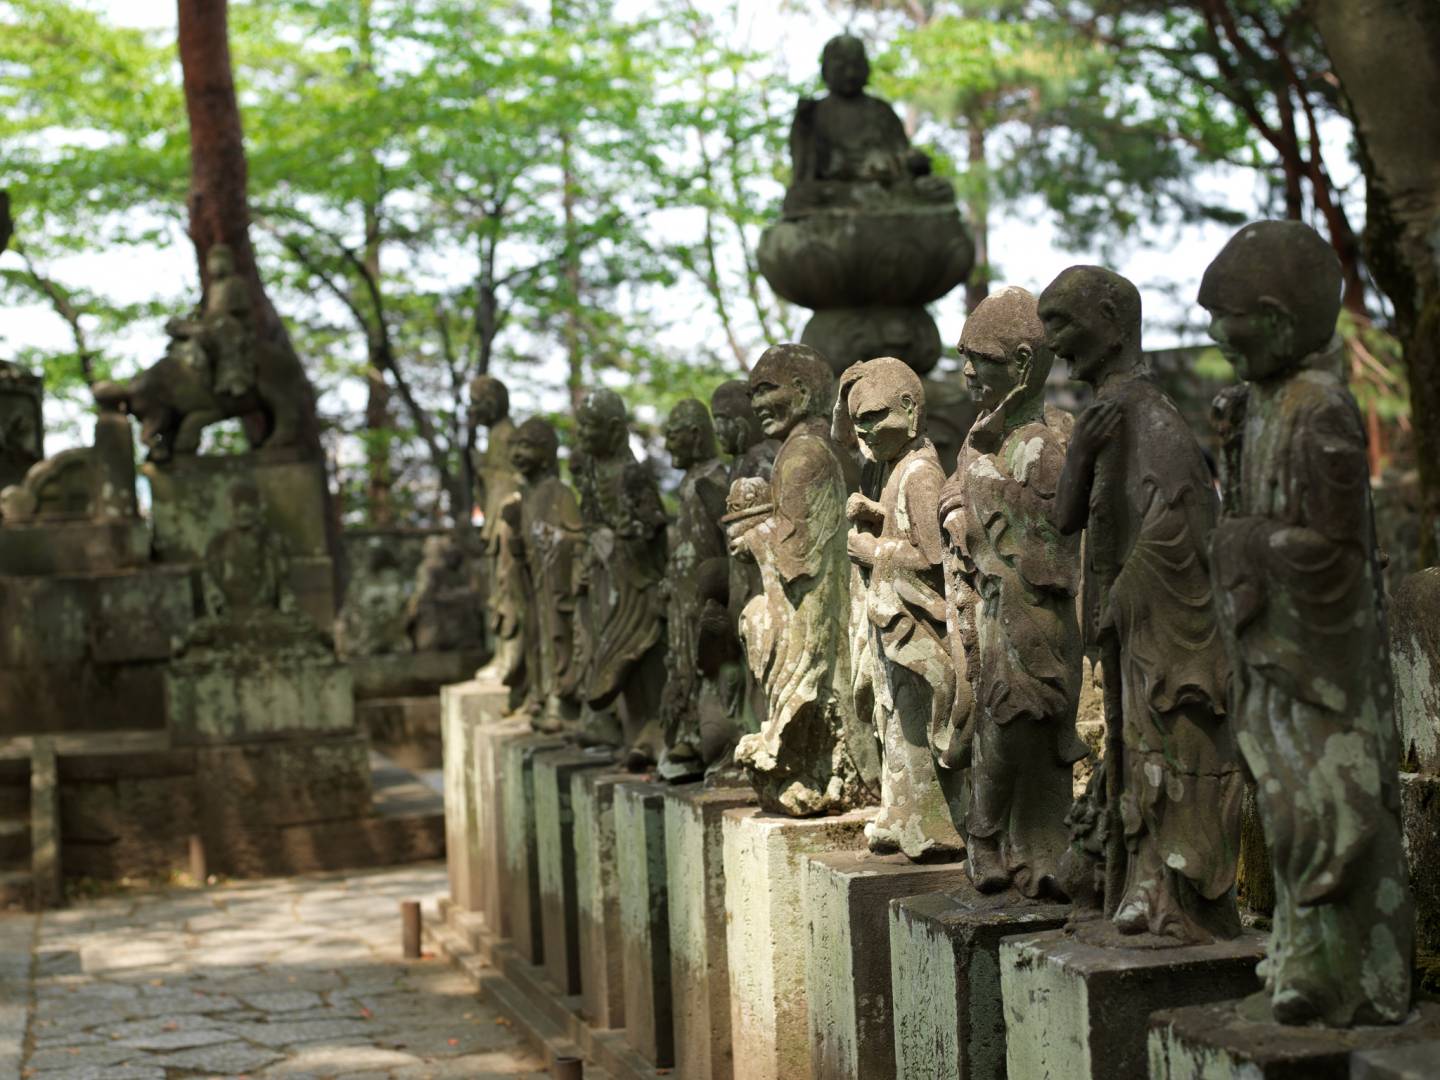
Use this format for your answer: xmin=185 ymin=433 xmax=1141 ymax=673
xmin=92 ymin=334 xmax=303 ymax=461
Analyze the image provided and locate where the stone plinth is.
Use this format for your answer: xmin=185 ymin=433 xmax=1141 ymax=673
xmin=664 ymin=783 xmax=756 ymax=1080
xmin=440 ymin=678 xmax=508 ymax=913
xmin=499 ymin=733 xmax=567 ymax=964
xmin=145 ymin=454 xmax=336 ymax=627
xmin=534 ymin=748 xmax=617 ymax=996
xmin=349 ymin=649 xmax=487 ymax=700
xmin=889 ymin=890 xmax=1071 ymax=1080
xmin=166 ymin=648 xmax=353 ymax=745
xmin=475 ymin=719 xmax=530 ymax=937
xmin=1148 ymin=998 xmax=1440 ymax=1080
xmin=1000 ymin=928 xmax=1266 ymax=1080
xmin=722 ymin=806 xmax=873 ymax=1080
xmin=575 ymin=768 xmax=635 ymax=1030
xmin=1352 ymin=1040 xmax=1440 ymax=1080
xmin=616 ymin=780 xmax=673 ymax=1067
xmin=803 ymin=852 xmax=971 ymax=1080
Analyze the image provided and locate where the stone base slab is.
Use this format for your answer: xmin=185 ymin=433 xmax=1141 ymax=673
xmin=616 ymin=780 xmax=673 ymax=1067
xmin=350 ymin=649 xmax=487 ymax=700
xmin=440 ymin=676 xmax=509 ymax=915
xmin=1352 ymin=1038 xmax=1440 ymax=1079
xmin=499 ymin=733 xmax=568 ymax=964
xmin=889 ymin=890 xmax=1071 ymax=1080
xmin=166 ymin=653 xmax=354 ymax=744
xmin=664 ymin=782 xmax=756 ymax=1080
xmin=576 ymin=768 xmax=637 ymax=1030
xmin=722 ymin=806 xmax=874 ymax=1080
xmin=804 ymin=850 xmax=971 ymax=1080
xmin=1148 ymin=997 xmax=1440 ymax=1080
xmin=1000 ymin=927 xmax=1266 ymax=1080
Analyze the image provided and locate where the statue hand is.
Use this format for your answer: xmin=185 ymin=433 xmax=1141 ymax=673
xmin=847 ymin=528 xmax=877 ymax=567
xmin=846 ymin=492 xmax=883 ymax=525
xmin=1069 ymin=400 xmax=1122 ymax=471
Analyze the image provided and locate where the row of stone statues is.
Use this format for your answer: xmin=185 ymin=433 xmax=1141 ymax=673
xmin=470 ymin=218 xmax=1412 ymax=1032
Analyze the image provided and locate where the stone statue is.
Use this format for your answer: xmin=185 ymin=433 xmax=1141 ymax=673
xmin=404 ymin=534 xmax=481 ymax=654
xmin=505 ymin=416 xmax=584 ymax=732
xmin=0 ymin=361 xmax=43 ymax=494
xmin=836 ymin=357 xmax=963 ymax=858
xmin=92 ymin=244 xmax=304 ymax=460
xmin=658 ymin=398 xmax=731 ymax=780
xmin=1202 ymin=221 xmax=1412 ymax=1025
xmin=707 ymin=380 xmax=779 ymax=773
xmin=334 ymin=544 xmax=411 ymax=658
xmin=937 ymin=287 xmax=1087 ymax=897
xmin=723 ymin=344 xmax=879 ymax=815
xmin=1040 ymin=265 xmax=1242 ymax=943
xmin=759 ymin=37 xmax=972 ymax=377
xmin=468 ymin=375 xmax=525 ymax=688
xmin=572 ymin=388 xmax=667 ymax=764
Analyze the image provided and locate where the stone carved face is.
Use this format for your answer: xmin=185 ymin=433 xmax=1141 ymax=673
xmin=710 ymin=380 xmax=759 ymax=458
xmin=663 ymin=399 xmax=715 ymax=470
xmin=508 ymin=417 xmax=559 ymax=480
xmin=748 ymin=344 xmax=833 ymax=441
xmin=959 ymin=286 xmax=1048 ymax=413
xmin=821 ymin=35 xmax=869 ymax=98
xmin=844 ymin=365 xmax=921 ymax=464
xmin=575 ymin=388 xmax=628 ymax=457
xmin=468 ymin=375 xmax=510 ymax=428
xmin=1038 ymin=266 xmax=1141 ymax=386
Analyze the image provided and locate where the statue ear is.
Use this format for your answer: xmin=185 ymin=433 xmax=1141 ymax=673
xmin=792 ymin=376 xmax=810 ymax=414
xmin=901 ymin=393 xmax=918 ymax=437
xmin=1015 ymin=343 xmax=1033 ymax=382
xmin=1099 ymin=298 xmax=1118 ymax=323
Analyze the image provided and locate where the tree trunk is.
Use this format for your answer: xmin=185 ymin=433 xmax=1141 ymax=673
xmin=0 ymin=191 xmax=12 ymax=254
xmin=1309 ymin=0 xmax=1440 ymax=565
xmin=176 ymin=0 xmax=323 ymax=459
xmin=964 ymin=119 xmax=989 ymax=314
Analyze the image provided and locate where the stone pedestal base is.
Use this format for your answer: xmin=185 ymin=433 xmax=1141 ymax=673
xmin=616 ymin=780 xmax=672 ymax=1067
xmin=351 ymin=648 xmax=487 ymax=700
xmin=499 ymin=733 xmax=567 ymax=964
xmin=1353 ymin=1039 xmax=1440 ymax=1080
xmin=999 ymin=927 xmax=1266 ymax=1080
xmin=166 ymin=649 xmax=353 ymax=745
xmin=664 ymin=783 xmax=756 ymax=1080
xmin=889 ymin=891 xmax=1070 ymax=1080
xmin=804 ymin=851 xmax=971 ymax=1080
xmin=534 ymin=748 xmax=617 ymax=996
xmin=722 ymin=806 xmax=873 ymax=1080
xmin=574 ymin=768 xmax=634 ymax=1030
xmin=441 ymin=679 xmax=507 ymax=913
xmin=1148 ymin=997 xmax=1440 ymax=1080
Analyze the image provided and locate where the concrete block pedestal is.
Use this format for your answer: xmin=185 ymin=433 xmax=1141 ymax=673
xmin=534 ymin=748 xmax=619 ymax=996
xmin=889 ymin=890 xmax=1071 ymax=1080
xmin=499 ymin=733 xmax=567 ymax=965
xmin=615 ymin=780 xmax=673 ymax=1067
xmin=722 ymin=806 xmax=874 ymax=1080
xmin=1000 ymin=927 xmax=1266 ymax=1080
xmin=574 ymin=767 xmax=635 ymax=1030
xmin=804 ymin=851 xmax=972 ymax=1080
xmin=664 ymin=782 xmax=756 ymax=1080
xmin=1148 ymin=998 xmax=1440 ymax=1080
xmin=440 ymin=678 xmax=509 ymax=915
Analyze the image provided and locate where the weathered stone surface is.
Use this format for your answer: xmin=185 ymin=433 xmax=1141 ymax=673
xmin=1000 ymin=928 xmax=1265 ymax=1080
xmin=336 ymin=527 xmax=438 ymax=660
xmin=403 ymin=534 xmax=482 ymax=655
xmin=475 ymin=718 xmax=531 ymax=937
xmin=1401 ymin=771 xmax=1440 ymax=968
xmin=575 ymin=767 xmax=633 ymax=1030
xmin=350 ymin=649 xmax=485 ymax=701
xmin=722 ymin=805 xmax=872 ymax=1080
xmin=1391 ymin=567 xmax=1440 ymax=774
xmin=1148 ymin=998 xmax=1440 ymax=1080
xmin=615 ymin=779 xmax=673 ymax=1066
xmin=1204 ymin=221 xmax=1413 ymax=1025
xmin=359 ymin=695 xmax=442 ymax=771
xmin=1351 ymin=1039 xmax=1440 ymax=1080
xmin=167 ymin=652 xmax=353 ymax=744
xmin=889 ymin=890 xmax=1069 ymax=1080
xmin=469 ymin=375 xmax=524 ymax=694
xmin=196 ymin=737 xmax=373 ymax=833
xmin=664 ymin=782 xmax=756 ymax=1080
xmin=499 ymin=733 xmax=566 ymax=964
xmin=440 ymin=678 xmax=508 ymax=913
xmin=803 ymin=850 xmax=970 ymax=1080
xmin=534 ymin=747 xmax=616 ymax=995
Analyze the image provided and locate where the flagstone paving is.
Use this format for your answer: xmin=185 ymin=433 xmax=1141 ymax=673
xmin=0 ymin=862 xmax=546 ymax=1079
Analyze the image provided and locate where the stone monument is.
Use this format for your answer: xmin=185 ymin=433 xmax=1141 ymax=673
xmin=506 ymin=416 xmax=584 ymax=732
xmin=835 ymin=357 xmax=963 ymax=858
xmin=1040 ymin=265 xmax=1242 ymax=943
xmin=658 ymin=398 xmax=731 ymax=781
xmin=0 ymin=360 xmax=43 ymax=493
xmin=572 ymin=388 xmax=668 ymax=764
xmin=1202 ymin=221 xmax=1413 ymax=1025
xmin=939 ymin=287 xmax=1087 ymax=896
xmin=722 ymin=343 xmax=878 ymax=815
xmin=403 ymin=533 xmax=481 ymax=654
xmin=468 ymin=375 xmax=524 ymax=687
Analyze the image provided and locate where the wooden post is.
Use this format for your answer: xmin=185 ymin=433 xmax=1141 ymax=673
xmin=30 ymin=738 xmax=60 ymax=909
xmin=401 ymin=900 xmax=421 ymax=959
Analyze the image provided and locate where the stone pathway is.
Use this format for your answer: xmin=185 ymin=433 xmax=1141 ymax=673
xmin=0 ymin=862 xmax=545 ymax=1079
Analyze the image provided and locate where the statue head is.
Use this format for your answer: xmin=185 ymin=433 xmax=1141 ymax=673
xmin=468 ymin=375 xmax=510 ymax=428
xmin=206 ymin=244 xmax=236 ymax=280
xmin=835 ymin=356 xmax=925 ymax=464
xmin=664 ymin=398 xmax=718 ymax=470
xmin=959 ymin=286 xmax=1053 ymax=416
xmin=748 ymin=343 xmax=834 ymax=440
xmin=1037 ymin=266 xmax=1142 ymax=387
xmin=230 ymin=482 xmax=263 ymax=529
xmin=509 ymin=416 xmax=560 ymax=480
xmin=1198 ymin=220 xmax=1343 ymax=382
xmin=821 ymin=34 xmax=870 ymax=98
xmin=710 ymin=379 xmax=762 ymax=458
xmin=575 ymin=387 xmax=629 ymax=458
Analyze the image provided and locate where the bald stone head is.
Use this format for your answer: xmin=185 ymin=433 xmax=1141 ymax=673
xmin=575 ymin=387 xmax=629 ymax=458
xmin=664 ymin=398 xmax=718 ymax=470
xmin=749 ymin=343 xmax=835 ymax=440
xmin=959 ymin=285 xmax=1054 ymax=415
xmin=468 ymin=374 xmax=510 ymax=427
xmin=1199 ymin=220 xmax=1343 ymax=382
xmin=711 ymin=379 xmax=762 ymax=458
xmin=509 ymin=416 xmax=560 ymax=481
xmin=821 ymin=34 xmax=869 ymax=98
xmin=1038 ymin=266 xmax=1142 ymax=387
xmin=836 ymin=356 xmax=926 ymax=463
